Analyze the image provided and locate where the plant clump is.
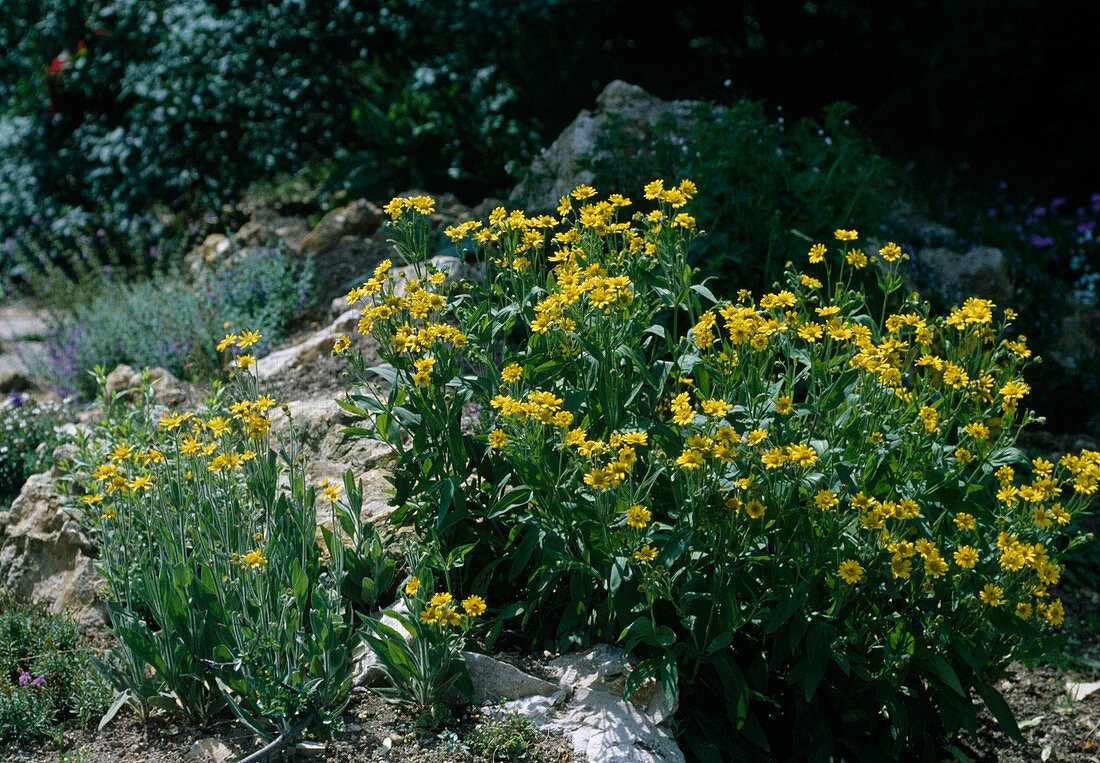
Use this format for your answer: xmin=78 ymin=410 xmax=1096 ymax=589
xmin=335 ymin=181 xmax=1098 ymax=759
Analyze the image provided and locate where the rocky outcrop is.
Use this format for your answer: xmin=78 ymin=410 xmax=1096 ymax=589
xmin=267 ymin=396 xmax=394 ymax=528
xmin=510 ymin=80 xmax=704 ymax=211
xmin=913 ymin=245 xmax=1014 ymax=304
xmin=0 ymin=445 xmax=107 ymax=631
xmin=474 ymin=646 xmax=683 ymax=763
xmin=103 ymin=364 xmax=190 ymax=406
xmin=296 ymin=199 xmax=383 ymax=257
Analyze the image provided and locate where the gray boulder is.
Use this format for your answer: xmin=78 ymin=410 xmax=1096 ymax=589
xmin=510 ymin=80 xmax=704 ymax=211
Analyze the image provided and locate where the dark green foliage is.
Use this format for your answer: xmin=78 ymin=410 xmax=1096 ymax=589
xmin=581 ymin=100 xmax=899 ymax=295
xmin=0 ymin=398 xmax=69 ymax=510
xmin=0 ymin=595 xmax=112 ymax=742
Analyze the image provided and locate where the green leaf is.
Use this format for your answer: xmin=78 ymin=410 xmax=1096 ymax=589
xmin=976 ymin=681 xmax=1023 ymax=742
xmin=916 ymin=653 xmax=966 ymax=697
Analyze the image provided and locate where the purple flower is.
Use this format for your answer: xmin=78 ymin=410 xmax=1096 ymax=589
xmin=1030 ymin=234 xmax=1055 ymax=248
xmin=1033 ymin=206 xmax=1047 ymax=217
xmin=1091 ymin=193 xmax=1100 ymax=213
xmin=1025 ymin=215 xmax=1038 ymax=226
xmin=1077 ymin=221 xmax=1096 ymax=236
xmin=8 ymin=392 xmax=24 ymax=408
xmin=16 ymin=670 xmax=42 ymax=687
xmin=1052 ymin=197 xmax=1066 ymax=210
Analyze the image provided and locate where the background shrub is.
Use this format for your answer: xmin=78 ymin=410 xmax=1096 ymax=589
xmin=39 ymin=248 xmax=313 ymax=398
xmin=0 ymin=595 xmax=111 ymax=742
xmin=580 ymin=100 xmax=899 ymax=294
xmin=0 ymin=396 xmax=69 ymax=510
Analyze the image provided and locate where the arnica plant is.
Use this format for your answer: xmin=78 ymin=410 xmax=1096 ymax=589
xmin=334 ymin=181 xmax=1098 ymax=760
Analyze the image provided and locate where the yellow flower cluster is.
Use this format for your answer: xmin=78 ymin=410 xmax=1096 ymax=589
xmin=418 ymin=591 xmax=487 ymax=626
xmin=382 ymin=195 xmax=435 ymax=220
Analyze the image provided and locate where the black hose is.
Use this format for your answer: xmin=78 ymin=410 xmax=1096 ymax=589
xmin=237 ymin=712 xmax=316 ymax=763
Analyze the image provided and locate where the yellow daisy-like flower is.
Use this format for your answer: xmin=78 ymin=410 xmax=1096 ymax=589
xmin=744 ymin=499 xmax=766 ymax=519
xmin=217 ymin=334 xmax=238 ymax=352
xmin=676 ymin=449 xmax=704 ymax=470
xmin=634 ymin=545 xmax=658 ymax=563
xmin=808 ymin=243 xmax=827 ymax=263
xmin=953 ymin=545 xmax=979 ymax=568
xmin=775 ymin=396 xmax=793 ymax=416
xmin=699 ymin=398 xmax=731 ymax=418
xmin=333 ymin=336 xmax=350 ymax=354
xmin=235 ymin=354 xmax=256 ymax=370
xmin=237 ymin=329 xmax=262 ymax=348
xmin=814 ymin=489 xmax=839 ymax=511
xmin=501 ymin=363 xmax=523 ymax=383
xmin=979 ymin=583 xmax=1003 ymax=606
xmin=834 ymin=229 xmax=859 ymax=241
xmin=462 ymin=595 xmax=487 ymax=617
xmin=845 ymin=249 xmax=868 ymax=269
xmin=572 ymin=184 xmax=597 ymax=200
xmin=838 ymin=559 xmax=863 ymax=584
xmin=626 ymin=504 xmax=651 ymax=529
xmin=488 ymin=429 xmax=507 ymax=448
xmin=405 ymin=578 xmax=420 ymax=597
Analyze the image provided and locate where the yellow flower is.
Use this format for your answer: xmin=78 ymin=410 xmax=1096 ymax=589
xmin=1016 ymin=602 xmax=1032 ymax=621
xmin=626 ymin=504 xmax=651 ymax=529
xmin=634 ymin=545 xmax=658 ymax=563
xmin=951 ymin=545 xmax=978 ymax=569
xmin=775 ymin=396 xmax=792 ymax=416
xmin=583 ymin=469 xmax=613 ymax=490
xmin=924 ymin=551 xmax=949 ymax=577
xmin=333 ymin=336 xmax=350 ymax=354
xmin=82 ymin=492 xmax=105 ymax=505
xmin=808 ymin=243 xmax=827 ymax=263
xmin=643 ymin=180 xmax=665 ymax=200
xmin=488 ymin=429 xmax=507 ymax=448
xmin=786 ymin=443 xmax=817 ymax=468
xmin=572 ymin=184 xmax=597 ymax=200
xmin=501 ymin=363 xmax=523 ymax=384
xmin=237 ymin=329 xmax=262 ymax=348
xmin=241 ymin=550 xmax=267 ymax=570
xmin=814 ymin=489 xmax=839 ymax=511
xmin=834 ymin=229 xmax=859 ymax=241
xmin=838 ymin=559 xmax=863 ymax=584
xmin=235 ymin=354 xmax=256 ymax=370
xmin=878 ymin=242 xmax=905 ymax=262
xmin=1043 ymin=599 xmax=1064 ymax=625
xmin=744 ymin=499 xmax=766 ymax=519
xmin=462 ymin=595 xmax=487 ymax=617
xmin=891 ymin=555 xmax=912 ymax=580
xmin=676 ymin=449 xmax=704 ymax=470
xmin=700 ymin=398 xmax=731 ymax=418
xmin=845 ymin=249 xmax=867 ymax=269
xmin=318 ymin=479 xmax=340 ymax=503
xmin=128 ymin=475 xmax=153 ymax=491
xmin=217 ymin=334 xmax=238 ymax=352
xmin=159 ymin=411 xmax=190 ymax=430
xmin=918 ymin=406 xmax=939 ymax=434
xmin=979 ymin=583 xmax=1003 ymax=607
xmin=405 ymin=578 xmax=420 ymax=597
